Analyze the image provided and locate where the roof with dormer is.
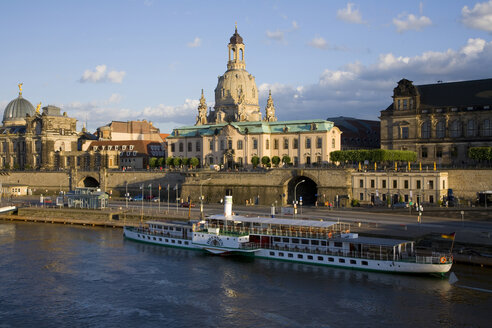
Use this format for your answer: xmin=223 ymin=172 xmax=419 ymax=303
xmin=168 ymin=119 xmax=336 ymax=139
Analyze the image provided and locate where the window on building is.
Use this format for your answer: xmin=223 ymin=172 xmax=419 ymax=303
xmin=429 ymin=195 xmax=434 ymax=203
xmin=293 ymin=139 xmax=299 ymax=149
xmin=306 ymin=138 xmax=311 ymax=148
xmin=317 ymin=156 xmax=321 ymax=164
xmin=227 ymin=140 xmax=232 ymax=150
xmin=443 ymin=180 xmax=446 ymax=190
xmin=429 ymin=181 xmax=434 ymax=189
xmin=265 ymin=139 xmax=269 ymax=150
xmin=401 ymin=126 xmax=409 ymax=139
xmin=467 ymin=120 xmax=476 ymax=137
xmin=306 ymin=156 xmax=311 ymax=165
xmin=179 ymin=143 xmax=183 ymax=152
xmin=171 ymin=143 xmax=175 ymax=152
xmin=451 ymin=146 xmax=458 ymax=158
xmin=274 ymin=139 xmax=279 ymax=150
xmin=451 ymin=121 xmax=461 ymax=137
xmin=332 ymin=138 xmax=335 ymax=148
xmin=417 ymin=180 xmax=421 ymax=189
xmin=422 ymin=147 xmax=428 ymax=158
xmin=238 ymin=157 xmax=243 ymax=165
xmin=360 ymin=179 xmax=364 ymax=188
xmin=209 ymin=140 xmax=214 ymax=151
xmin=436 ymin=147 xmax=443 ymax=158
xmin=403 ymin=99 xmax=408 ymax=109
xmin=237 ymin=140 xmax=243 ymax=150
xmin=316 ymin=138 xmax=322 ymax=148
xmin=359 ymin=193 xmax=364 ymax=201
xmin=196 ymin=141 xmax=200 ymax=152
xmin=436 ymin=121 xmax=445 ymax=138
xmin=294 ymin=156 xmax=299 ymax=166
xmin=421 ymin=121 xmax=431 ymax=139
xmin=397 ymin=99 xmax=401 ymax=109
xmin=382 ymin=180 xmax=386 ymax=189
xmin=483 ymin=120 xmax=491 ymax=137
xmin=253 ymin=139 xmax=258 ymax=150
xmin=404 ymin=180 xmax=409 ymax=189
xmin=188 ymin=142 xmax=192 ymax=152
xmin=220 ymin=140 xmax=224 ymax=150
xmin=393 ymin=180 xmax=397 ymax=188
xmin=371 ymin=180 xmax=375 ymax=188
xmin=283 ymin=138 xmax=289 ymax=149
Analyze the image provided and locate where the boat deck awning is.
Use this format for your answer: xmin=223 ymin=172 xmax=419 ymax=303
xmin=207 ymin=214 xmax=338 ymax=229
xmin=333 ymin=236 xmax=412 ymax=247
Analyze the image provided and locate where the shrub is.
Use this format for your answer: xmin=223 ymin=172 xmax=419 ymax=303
xmin=190 ymin=157 xmax=199 ymax=168
xmin=173 ymin=157 xmax=182 ymax=167
xmin=149 ymin=157 xmax=158 ymax=168
xmin=282 ymin=155 xmax=291 ymax=165
xmin=271 ymin=156 xmax=281 ymax=167
xmin=166 ymin=157 xmax=174 ymax=167
xmin=251 ymin=156 xmax=260 ymax=168
xmin=261 ymin=156 xmax=270 ymax=167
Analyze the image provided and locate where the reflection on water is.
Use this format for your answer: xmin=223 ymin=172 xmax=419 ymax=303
xmin=0 ymin=221 xmax=490 ymax=328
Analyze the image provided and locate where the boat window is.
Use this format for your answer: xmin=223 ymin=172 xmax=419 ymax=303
xmin=297 ymin=254 xmax=303 ymax=259
xmin=184 ymin=241 xmax=189 ymax=245
xmin=339 ymin=258 xmax=345 ymax=263
xmin=178 ymin=241 xmax=182 ymax=244
xmin=307 ymin=255 xmax=313 ymax=260
xmin=165 ymin=239 xmax=169 ymax=242
xmin=311 ymin=240 xmax=319 ymax=245
xmin=279 ymin=252 xmax=284 ymax=257
xmin=292 ymin=238 xmax=299 ymax=244
xmin=328 ymin=257 xmax=334 ymax=262
xmin=334 ymin=242 xmax=343 ymax=247
xmin=159 ymin=238 xmax=162 ymax=241
xmin=172 ymin=240 xmax=175 ymax=243
xmin=321 ymin=241 xmax=327 ymax=246
xmin=147 ymin=236 xmax=150 ymax=240
xmin=153 ymin=237 xmax=156 ymax=240
xmin=137 ymin=234 xmax=140 ymax=237
xmin=273 ymin=237 xmax=281 ymax=242
xmin=301 ymin=239 xmax=309 ymax=245
xmin=163 ymin=226 xmax=168 ymax=230
xmin=317 ymin=256 xmax=323 ymax=261
xmin=362 ymin=261 xmax=368 ymax=266
xmin=269 ymin=251 xmax=275 ymax=256
xmin=282 ymin=238 xmax=289 ymax=243
xmin=350 ymin=260 xmax=356 ymax=264
xmin=288 ymin=253 xmax=293 ymax=258
xmin=175 ymin=227 xmax=182 ymax=231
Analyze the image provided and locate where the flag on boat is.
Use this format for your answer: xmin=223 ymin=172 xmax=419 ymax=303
xmin=441 ymin=232 xmax=455 ymax=239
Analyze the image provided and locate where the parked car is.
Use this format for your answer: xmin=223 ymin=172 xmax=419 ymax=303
xmin=392 ymin=202 xmax=408 ymax=209
xmin=132 ymin=195 xmax=143 ymax=201
xmin=180 ymin=202 xmax=196 ymax=208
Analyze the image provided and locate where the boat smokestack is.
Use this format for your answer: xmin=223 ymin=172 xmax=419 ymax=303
xmin=224 ymin=195 xmax=233 ymax=217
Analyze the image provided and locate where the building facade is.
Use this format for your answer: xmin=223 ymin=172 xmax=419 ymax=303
xmin=380 ymin=78 xmax=492 ymax=165
xmin=327 ymin=116 xmax=380 ymax=150
xmin=0 ymin=86 xmax=78 ymax=170
xmin=351 ymin=171 xmax=448 ymax=206
xmin=168 ymin=28 xmax=342 ymax=167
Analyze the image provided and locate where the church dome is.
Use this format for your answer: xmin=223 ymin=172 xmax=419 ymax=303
xmin=3 ymin=94 xmax=35 ymax=126
xmin=229 ymin=28 xmax=243 ymax=45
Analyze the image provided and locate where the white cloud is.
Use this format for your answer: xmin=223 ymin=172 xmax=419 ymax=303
xmin=257 ymin=38 xmax=492 ymax=121
xmin=393 ymin=13 xmax=432 ymax=33
xmin=61 ymin=94 xmax=199 ymax=132
xmin=337 ymin=3 xmax=365 ymax=24
xmin=308 ymin=37 xmax=328 ymax=49
xmin=187 ymin=37 xmax=202 ymax=48
xmin=266 ymin=29 xmax=284 ymax=41
xmin=291 ymin=21 xmax=299 ymax=30
xmin=80 ymin=65 xmax=126 ymax=84
xmin=462 ymin=0 xmax=492 ymax=32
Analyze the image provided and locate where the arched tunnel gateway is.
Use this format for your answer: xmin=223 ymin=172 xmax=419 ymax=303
xmin=78 ymin=176 xmax=100 ymax=188
xmin=287 ymin=176 xmax=317 ymax=205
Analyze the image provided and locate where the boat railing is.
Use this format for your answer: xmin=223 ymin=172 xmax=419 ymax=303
xmin=202 ymin=224 xmax=338 ymax=240
xmin=262 ymin=244 xmax=452 ymax=263
xmin=128 ymin=226 xmax=190 ymax=240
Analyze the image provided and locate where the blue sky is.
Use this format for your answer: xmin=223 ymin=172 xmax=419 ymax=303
xmin=1 ymin=0 xmax=492 ymax=132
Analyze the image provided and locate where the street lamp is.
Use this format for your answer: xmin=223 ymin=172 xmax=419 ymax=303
xmin=294 ymin=179 xmax=305 ymax=219
xmin=200 ymin=177 xmax=212 ymax=219
xmin=125 ymin=181 xmax=128 ymax=208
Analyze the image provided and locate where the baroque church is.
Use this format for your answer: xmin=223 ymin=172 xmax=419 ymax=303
xmin=168 ymin=27 xmax=341 ymax=168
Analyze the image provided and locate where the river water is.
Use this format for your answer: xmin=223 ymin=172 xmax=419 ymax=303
xmin=0 ymin=222 xmax=490 ymax=328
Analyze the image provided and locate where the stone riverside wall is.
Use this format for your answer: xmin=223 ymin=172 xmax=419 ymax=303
xmin=446 ymin=169 xmax=492 ymax=202
xmin=181 ymin=168 xmax=353 ymax=206
xmin=1 ymin=168 xmax=491 ymax=205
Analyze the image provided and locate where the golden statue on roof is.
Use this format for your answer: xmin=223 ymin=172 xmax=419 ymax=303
xmin=18 ymin=83 xmax=23 ymax=95
xmin=36 ymin=102 xmax=42 ymax=114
